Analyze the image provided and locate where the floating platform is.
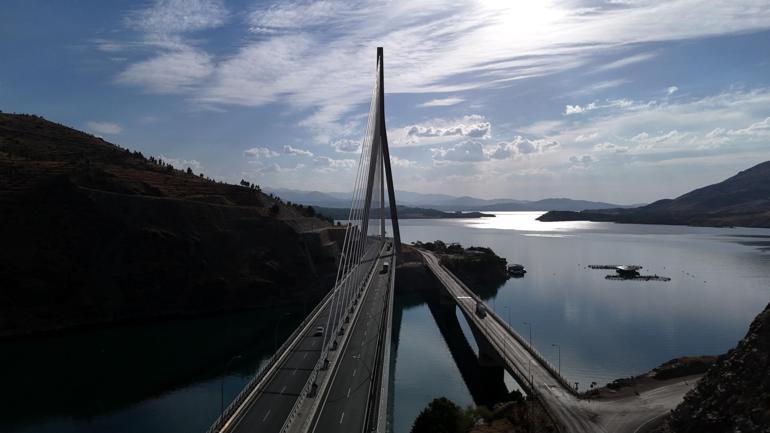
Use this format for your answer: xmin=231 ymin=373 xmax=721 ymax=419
xmin=605 ymin=275 xmax=671 ymax=282
xmin=588 ymin=265 xmax=642 ymax=270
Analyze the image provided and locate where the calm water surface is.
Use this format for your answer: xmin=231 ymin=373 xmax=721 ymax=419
xmin=3 ymin=212 xmax=770 ymax=433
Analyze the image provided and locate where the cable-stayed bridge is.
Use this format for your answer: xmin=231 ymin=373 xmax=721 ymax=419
xmin=207 ymin=47 xmax=400 ymax=433
xmin=205 ymin=48 xmax=697 ymax=433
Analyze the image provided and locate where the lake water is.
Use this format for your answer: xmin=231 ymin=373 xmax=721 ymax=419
xmin=3 ymin=212 xmax=770 ymax=433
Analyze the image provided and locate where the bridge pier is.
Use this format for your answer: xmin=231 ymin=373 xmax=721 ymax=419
xmin=426 ymin=289 xmax=511 ymax=406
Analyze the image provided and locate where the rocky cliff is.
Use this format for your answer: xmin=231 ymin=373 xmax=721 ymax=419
xmin=668 ymin=302 xmax=770 ymax=432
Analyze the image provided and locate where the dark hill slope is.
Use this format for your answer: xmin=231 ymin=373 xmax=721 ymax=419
xmin=667 ymin=302 xmax=770 ymax=432
xmin=0 ymin=113 xmax=336 ymax=338
xmin=539 ymin=161 xmax=770 ymax=228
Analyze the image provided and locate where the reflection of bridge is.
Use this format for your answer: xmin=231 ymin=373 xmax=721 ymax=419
xmin=207 ymin=48 xmax=697 ymax=433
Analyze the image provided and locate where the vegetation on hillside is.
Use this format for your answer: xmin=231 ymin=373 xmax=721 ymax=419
xmin=410 ymin=396 xmax=555 ymax=433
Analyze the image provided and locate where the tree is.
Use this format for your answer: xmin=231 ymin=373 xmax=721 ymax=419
xmin=186 ymin=167 xmax=193 ymax=175
xmin=411 ymin=397 xmax=473 ymax=433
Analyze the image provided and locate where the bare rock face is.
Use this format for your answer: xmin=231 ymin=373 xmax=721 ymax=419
xmin=669 ymin=302 xmax=770 ymax=433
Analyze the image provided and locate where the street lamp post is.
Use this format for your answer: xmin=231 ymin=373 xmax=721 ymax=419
xmin=274 ymin=312 xmax=293 ymax=354
xmin=504 ymin=306 xmax=511 ymax=360
xmin=551 ymin=343 xmax=561 ymax=376
xmin=523 ymin=321 xmax=533 ymax=387
xmin=221 ymin=355 xmax=242 ymax=418
xmin=522 ymin=321 xmax=533 ymax=349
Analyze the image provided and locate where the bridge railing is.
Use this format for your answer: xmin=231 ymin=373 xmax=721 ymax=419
xmin=205 ymin=280 xmax=339 ymax=433
xmin=425 ymin=251 xmax=577 ymax=396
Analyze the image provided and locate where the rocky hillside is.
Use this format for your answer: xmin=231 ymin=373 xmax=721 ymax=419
xmin=667 ymin=302 xmax=770 ymax=432
xmin=0 ymin=113 xmax=339 ymax=338
xmin=538 ymin=161 xmax=770 ymax=228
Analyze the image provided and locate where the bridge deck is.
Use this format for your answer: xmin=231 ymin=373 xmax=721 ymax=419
xmin=419 ymin=250 xmax=599 ymax=433
xmin=225 ymin=298 xmax=332 ymax=432
xmin=307 ymin=247 xmax=394 ymax=432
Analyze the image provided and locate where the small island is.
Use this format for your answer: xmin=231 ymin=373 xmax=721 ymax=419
xmin=412 ymin=240 xmax=510 ymax=288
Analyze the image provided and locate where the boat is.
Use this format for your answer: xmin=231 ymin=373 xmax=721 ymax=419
xmin=508 ymin=264 xmax=527 ymax=277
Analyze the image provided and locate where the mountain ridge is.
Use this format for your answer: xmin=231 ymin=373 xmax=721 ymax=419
xmin=538 ymin=161 xmax=770 ymax=228
xmin=264 ymin=187 xmax=635 ymax=212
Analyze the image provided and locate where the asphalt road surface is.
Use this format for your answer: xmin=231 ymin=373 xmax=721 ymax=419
xmin=308 ymin=248 xmax=393 ymax=433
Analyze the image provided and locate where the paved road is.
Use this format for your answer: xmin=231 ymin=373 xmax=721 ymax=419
xmin=420 ymin=249 xmax=697 ymax=433
xmin=227 ymin=302 xmax=331 ymax=432
xmin=226 ymin=242 xmax=382 ymax=433
xmin=308 ymin=248 xmax=394 ymax=433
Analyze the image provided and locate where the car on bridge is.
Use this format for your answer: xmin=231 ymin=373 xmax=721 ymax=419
xmin=475 ymin=301 xmax=487 ymax=318
xmin=313 ymin=326 xmax=324 ymax=336
xmin=381 ymin=261 xmax=390 ymax=274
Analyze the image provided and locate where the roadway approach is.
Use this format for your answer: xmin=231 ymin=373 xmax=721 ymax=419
xmin=304 ymin=242 xmax=394 ymax=432
xmin=217 ymin=240 xmax=392 ymax=433
xmin=419 ymin=249 xmax=700 ymax=433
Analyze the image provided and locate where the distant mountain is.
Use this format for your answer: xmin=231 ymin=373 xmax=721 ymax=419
xmin=313 ymin=205 xmax=494 ymax=220
xmin=263 ymin=187 xmax=350 ymax=208
xmin=266 ymin=188 xmax=631 ymax=212
xmin=475 ymin=198 xmax=627 ymax=212
xmin=538 ymin=161 xmax=770 ymax=228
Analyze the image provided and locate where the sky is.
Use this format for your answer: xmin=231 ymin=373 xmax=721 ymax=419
xmin=2 ymin=0 xmax=770 ymax=204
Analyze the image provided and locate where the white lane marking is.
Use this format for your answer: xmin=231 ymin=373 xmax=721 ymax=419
xmin=347 ymin=387 xmax=351 ymax=398
xmin=280 ymin=385 xmax=287 ymax=394
xmin=353 ymin=368 xmax=357 ymax=377
xmin=303 ymin=353 xmax=308 ymax=359
xmin=339 ymin=411 xmax=345 ymax=424
xmin=262 ymin=409 xmax=271 ymax=422
xmin=292 ymin=368 xmax=297 ymax=375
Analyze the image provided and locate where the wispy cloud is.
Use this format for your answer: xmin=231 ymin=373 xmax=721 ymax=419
xmin=283 ymin=145 xmax=314 ymax=157
xmin=86 ymin=121 xmax=123 ymax=135
xmin=593 ymin=52 xmax=657 ymax=72
xmin=111 ymin=0 xmax=770 ymax=142
xmin=418 ymin=97 xmax=465 ymax=107
xmin=244 ymin=147 xmax=279 ymax=158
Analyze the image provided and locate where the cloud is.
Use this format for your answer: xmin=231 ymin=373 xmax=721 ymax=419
xmin=159 ymin=154 xmax=202 ymax=171
xmin=594 ymin=52 xmax=657 ymax=72
xmin=568 ymin=79 xmax=630 ymax=97
xmin=283 ymin=145 xmax=314 ymax=157
xmin=569 ymin=154 xmax=597 ymax=165
xmin=575 ymin=132 xmax=599 ymax=142
xmin=418 ymin=97 xmax=465 ymax=107
xmin=313 ymin=156 xmax=356 ymax=172
xmin=667 ymin=85 xmax=679 ymax=95
xmin=564 ymin=102 xmax=597 ymax=115
xmin=592 ymin=142 xmax=629 ymax=153
xmin=113 ymin=0 xmax=770 ymax=136
xmin=85 ymin=121 xmax=123 ymax=135
xmin=432 ymin=140 xmax=488 ymax=162
xmin=405 ymin=115 xmax=491 ymax=140
xmin=391 ymin=156 xmax=418 ymax=167
xmin=126 ymin=0 xmax=228 ymax=34
xmin=728 ymin=116 xmax=770 ymax=136
xmin=244 ymin=147 xmax=279 ymax=158
xmin=331 ymin=138 xmax=361 ymax=153
xmin=116 ymin=48 xmax=213 ymax=94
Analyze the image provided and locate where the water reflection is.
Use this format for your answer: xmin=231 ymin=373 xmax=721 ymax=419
xmin=391 ymin=212 xmax=770 ymax=432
